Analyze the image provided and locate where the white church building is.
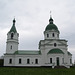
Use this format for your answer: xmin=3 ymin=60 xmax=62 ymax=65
xmin=4 ymin=15 xmax=72 ymax=68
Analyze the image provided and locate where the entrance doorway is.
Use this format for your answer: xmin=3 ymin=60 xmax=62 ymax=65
xmin=56 ymin=57 xmax=59 ymax=66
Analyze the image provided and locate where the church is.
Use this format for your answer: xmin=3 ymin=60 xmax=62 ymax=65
xmin=4 ymin=15 xmax=72 ymax=68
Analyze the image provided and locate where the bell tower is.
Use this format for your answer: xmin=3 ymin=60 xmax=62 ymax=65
xmin=6 ymin=18 xmax=19 ymax=54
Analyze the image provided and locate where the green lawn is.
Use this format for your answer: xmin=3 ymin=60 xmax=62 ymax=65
xmin=0 ymin=67 xmax=75 ymax=75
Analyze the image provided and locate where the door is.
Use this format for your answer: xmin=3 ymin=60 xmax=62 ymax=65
xmin=56 ymin=57 xmax=59 ymax=66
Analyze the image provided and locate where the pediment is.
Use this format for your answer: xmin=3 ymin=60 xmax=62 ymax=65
xmin=45 ymin=39 xmax=67 ymax=46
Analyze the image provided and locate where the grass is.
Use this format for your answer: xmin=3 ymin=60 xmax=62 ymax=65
xmin=0 ymin=67 xmax=75 ymax=75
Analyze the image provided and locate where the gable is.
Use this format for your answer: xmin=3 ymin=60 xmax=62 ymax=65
xmin=44 ymin=39 xmax=67 ymax=46
xmin=68 ymin=51 xmax=72 ymax=56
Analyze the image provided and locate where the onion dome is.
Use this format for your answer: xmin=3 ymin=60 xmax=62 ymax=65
xmin=45 ymin=16 xmax=59 ymax=32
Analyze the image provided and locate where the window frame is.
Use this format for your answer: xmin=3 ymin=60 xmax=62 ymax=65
xmin=10 ymin=45 xmax=12 ymax=49
xmin=70 ymin=59 xmax=72 ymax=64
xmin=11 ymin=33 xmax=14 ymax=39
xmin=19 ymin=58 xmax=22 ymax=64
xmin=9 ymin=59 xmax=12 ymax=64
xmin=54 ymin=43 xmax=57 ymax=47
xmin=52 ymin=33 xmax=55 ymax=37
xmin=35 ymin=59 xmax=38 ymax=64
xmin=27 ymin=59 xmax=30 ymax=64
xmin=50 ymin=58 xmax=52 ymax=64
xmin=47 ymin=34 xmax=49 ymax=38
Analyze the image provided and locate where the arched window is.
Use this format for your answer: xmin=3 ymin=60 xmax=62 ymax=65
xmin=52 ymin=33 xmax=55 ymax=37
xmin=70 ymin=59 xmax=72 ymax=64
xmin=10 ymin=45 xmax=12 ymax=49
xmin=47 ymin=34 xmax=49 ymax=38
xmin=27 ymin=59 xmax=30 ymax=64
xmin=50 ymin=58 xmax=52 ymax=63
xmin=35 ymin=59 xmax=38 ymax=64
xmin=54 ymin=43 xmax=57 ymax=47
xmin=11 ymin=33 xmax=14 ymax=39
xmin=9 ymin=59 xmax=12 ymax=64
xmin=19 ymin=58 xmax=21 ymax=64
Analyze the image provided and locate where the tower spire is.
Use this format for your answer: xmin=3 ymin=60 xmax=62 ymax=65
xmin=49 ymin=11 xmax=53 ymax=24
xmin=9 ymin=18 xmax=17 ymax=33
xmin=50 ymin=11 xmax=52 ymax=18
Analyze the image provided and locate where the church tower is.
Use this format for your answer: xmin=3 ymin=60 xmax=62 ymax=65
xmin=6 ymin=18 xmax=19 ymax=54
xmin=39 ymin=14 xmax=70 ymax=66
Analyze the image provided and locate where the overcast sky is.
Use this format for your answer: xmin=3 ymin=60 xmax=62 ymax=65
xmin=0 ymin=0 xmax=75 ymax=62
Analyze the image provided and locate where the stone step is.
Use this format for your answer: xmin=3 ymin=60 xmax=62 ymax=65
xmin=54 ymin=66 xmax=66 ymax=69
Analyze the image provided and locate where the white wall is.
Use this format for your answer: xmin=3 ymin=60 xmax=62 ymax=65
xmin=4 ymin=54 xmax=42 ymax=66
xmin=6 ymin=32 xmax=19 ymax=54
xmin=44 ymin=30 xmax=59 ymax=40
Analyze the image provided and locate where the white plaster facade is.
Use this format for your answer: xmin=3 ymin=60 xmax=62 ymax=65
xmin=4 ymin=16 xmax=72 ymax=68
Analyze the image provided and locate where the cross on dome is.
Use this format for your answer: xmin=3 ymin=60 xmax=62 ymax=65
xmin=49 ymin=11 xmax=53 ymax=24
xmin=13 ymin=18 xmax=16 ymax=25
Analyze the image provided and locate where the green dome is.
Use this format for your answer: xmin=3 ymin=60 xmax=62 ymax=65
xmin=45 ymin=23 xmax=58 ymax=31
xmin=45 ymin=17 xmax=59 ymax=32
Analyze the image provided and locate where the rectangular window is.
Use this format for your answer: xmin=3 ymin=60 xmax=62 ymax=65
xmin=27 ymin=59 xmax=30 ymax=64
xmin=50 ymin=58 xmax=52 ymax=63
xmin=52 ymin=33 xmax=55 ymax=37
xmin=35 ymin=59 xmax=38 ymax=64
xmin=70 ymin=59 xmax=72 ymax=64
xmin=47 ymin=34 xmax=49 ymax=38
xmin=19 ymin=58 xmax=21 ymax=64
xmin=9 ymin=59 xmax=12 ymax=64
xmin=11 ymin=33 xmax=14 ymax=39
xmin=10 ymin=46 xmax=12 ymax=49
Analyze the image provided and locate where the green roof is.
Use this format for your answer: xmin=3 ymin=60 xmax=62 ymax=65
xmin=45 ymin=17 xmax=59 ymax=32
xmin=14 ymin=50 xmax=41 ymax=55
xmin=9 ymin=25 xmax=17 ymax=33
xmin=68 ymin=52 xmax=72 ymax=56
xmin=9 ymin=18 xmax=17 ymax=33
xmin=45 ymin=24 xmax=59 ymax=31
xmin=48 ymin=48 xmax=64 ymax=54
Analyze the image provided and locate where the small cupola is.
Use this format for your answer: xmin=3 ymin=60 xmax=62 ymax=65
xmin=44 ymin=13 xmax=60 ymax=40
xmin=45 ymin=15 xmax=59 ymax=32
